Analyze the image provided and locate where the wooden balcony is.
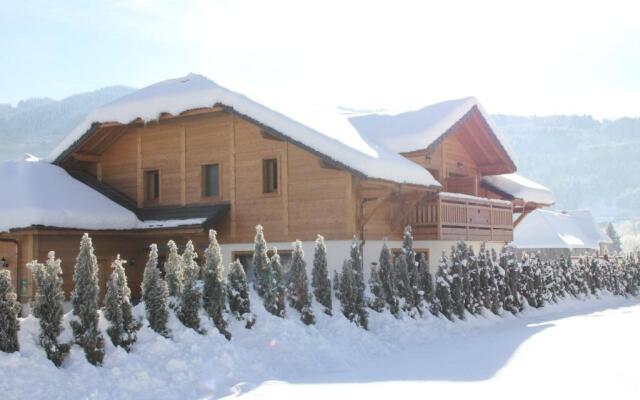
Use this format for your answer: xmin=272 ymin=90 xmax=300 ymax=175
xmin=406 ymin=192 xmax=513 ymax=242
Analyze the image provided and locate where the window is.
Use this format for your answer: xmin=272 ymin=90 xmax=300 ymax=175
xmin=262 ymin=158 xmax=278 ymax=194
xmin=202 ymin=164 xmax=220 ymax=198
xmin=144 ymin=170 xmax=160 ymax=202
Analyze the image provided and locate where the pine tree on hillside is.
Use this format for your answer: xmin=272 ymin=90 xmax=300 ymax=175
xmin=30 ymin=253 xmax=70 ymax=366
xmin=164 ymin=240 xmax=183 ymax=305
xmin=202 ymin=230 xmax=231 ymax=340
xmin=606 ymin=223 xmax=623 ymax=254
xmin=269 ymin=248 xmax=287 ymax=318
xmin=70 ymin=233 xmax=105 ymax=365
xmin=177 ymin=240 xmax=203 ymax=333
xmin=379 ymin=241 xmax=400 ymax=316
xmin=312 ymin=235 xmax=332 ymax=316
xmin=349 ymin=237 xmax=368 ymax=329
xmin=104 ymin=255 xmax=142 ymax=351
xmin=142 ymin=244 xmax=170 ymax=337
xmin=287 ymin=240 xmax=315 ymax=325
xmin=0 ymin=269 xmax=20 ymax=353
xmin=339 ymin=259 xmax=356 ymax=322
xmin=368 ymin=264 xmax=386 ymax=312
xmin=434 ymin=251 xmax=453 ymax=320
xmin=227 ymin=260 xmax=255 ymax=328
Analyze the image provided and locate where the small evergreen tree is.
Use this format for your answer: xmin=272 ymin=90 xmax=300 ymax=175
xmin=142 ymin=244 xmax=170 ymax=337
xmin=606 ymin=223 xmax=623 ymax=254
xmin=269 ymin=248 xmax=287 ymax=318
xmin=416 ymin=253 xmax=435 ymax=312
xmin=227 ymin=260 xmax=255 ymax=328
xmin=501 ymin=247 xmax=522 ymax=314
xmin=379 ymin=241 xmax=400 ymax=316
xmin=395 ymin=250 xmax=415 ymax=314
xmin=70 ymin=233 xmax=105 ymax=365
xmin=287 ymin=240 xmax=315 ymax=325
xmin=252 ymin=225 xmax=274 ymax=304
xmin=177 ymin=240 xmax=203 ymax=333
xmin=434 ymin=251 xmax=453 ymax=320
xmin=103 ymin=255 xmax=141 ymax=351
xmin=367 ymin=264 xmax=386 ymax=312
xmin=0 ymin=269 xmax=20 ymax=353
xmin=29 ymin=252 xmax=69 ymax=366
xmin=164 ymin=240 xmax=183 ymax=305
xmin=339 ymin=259 xmax=356 ymax=321
xmin=349 ymin=237 xmax=368 ymax=329
xmin=402 ymin=226 xmax=421 ymax=313
xmin=449 ymin=244 xmax=466 ymax=319
xmin=311 ymin=235 xmax=332 ymax=315
xmin=202 ymin=230 xmax=231 ymax=340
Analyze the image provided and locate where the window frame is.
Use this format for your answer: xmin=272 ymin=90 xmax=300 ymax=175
xmin=261 ymin=157 xmax=280 ymax=196
xmin=201 ymin=162 xmax=222 ymax=200
xmin=143 ymin=169 xmax=161 ymax=204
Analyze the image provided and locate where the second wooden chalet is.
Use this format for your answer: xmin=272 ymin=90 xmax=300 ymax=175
xmin=0 ymin=74 xmax=554 ymax=301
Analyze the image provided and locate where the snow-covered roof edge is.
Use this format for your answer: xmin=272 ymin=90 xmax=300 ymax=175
xmin=482 ymin=173 xmax=555 ymax=206
xmin=49 ymin=74 xmax=439 ymax=188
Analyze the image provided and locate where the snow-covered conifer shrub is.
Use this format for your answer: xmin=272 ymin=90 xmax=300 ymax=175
xmin=339 ymin=259 xmax=355 ymax=321
xmin=368 ymin=264 xmax=386 ymax=312
xmin=104 ymin=255 xmax=141 ymax=351
xmin=434 ymin=251 xmax=453 ymax=320
xmin=349 ymin=237 xmax=368 ymax=329
xmin=164 ymin=240 xmax=183 ymax=305
xmin=378 ymin=241 xmax=399 ymax=316
xmin=449 ymin=244 xmax=466 ymax=320
xmin=269 ymin=248 xmax=287 ymax=318
xmin=252 ymin=225 xmax=275 ymax=310
xmin=311 ymin=235 xmax=332 ymax=316
xmin=29 ymin=252 xmax=69 ymax=366
xmin=177 ymin=240 xmax=203 ymax=333
xmin=70 ymin=233 xmax=105 ymax=365
xmin=227 ymin=260 xmax=255 ymax=328
xmin=287 ymin=240 xmax=315 ymax=325
xmin=332 ymin=269 xmax=341 ymax=303
xmin=202 ymin=230 xmax=231 ymax=340
xmin=0 ymin=269 xmax=20 ymax=353
xmin=416 ymin=253 xmax=434 ymax=312
xmin=402 ymin=226 xmax=422 ymax=314
xmin=142 ymin=244 xmax=170 ymax=337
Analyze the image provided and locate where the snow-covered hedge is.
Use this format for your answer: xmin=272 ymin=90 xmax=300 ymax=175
xmin=1 ymin=225 xmax=639 ymax=383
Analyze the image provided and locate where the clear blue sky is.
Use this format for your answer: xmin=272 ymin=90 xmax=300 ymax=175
xmin=2 ymin=0 xmax=640 ymax=118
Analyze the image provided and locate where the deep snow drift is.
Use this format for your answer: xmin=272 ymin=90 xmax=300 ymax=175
xmin=1 ymin=294 xmax=638 ymax=400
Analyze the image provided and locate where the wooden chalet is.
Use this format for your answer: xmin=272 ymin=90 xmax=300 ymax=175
xmin=0 ymin=74 xmax=554 ymax=302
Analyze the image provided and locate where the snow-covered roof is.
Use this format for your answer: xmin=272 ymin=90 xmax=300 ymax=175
xmin=482 ymin=173 xmax=555 ymax=205
xmin=49 ymin=74 xmax=439 ymax=188
xmin=565 ymin=210 xmax=613 ymax=245
xmin=0 ymin=160 xmax=140 ymax=232
xmin=512 ymin=209 xmax=609 ymax=250
xmin=438 ymin=191 xmax=513 ymax=207
xmin=348 ymin=96 xmax=516 ymax=162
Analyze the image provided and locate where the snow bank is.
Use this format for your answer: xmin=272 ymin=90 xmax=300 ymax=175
xmin=482 ymin=173 xmax=555 ymax=205
xmin=1 ymin=293 xmax=636 ymax=400
xmin=48 ymin=74 xmax=438 ymax=188
xmin=0 ymin=160 xmax=140 ymax=232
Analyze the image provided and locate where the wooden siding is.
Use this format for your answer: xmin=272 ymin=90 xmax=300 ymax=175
xmin=84 ymin=111 xmax=355 ymax=243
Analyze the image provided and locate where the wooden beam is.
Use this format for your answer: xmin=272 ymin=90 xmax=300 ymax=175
xmin=136 ymin=128 xmax=143 ymax=208
xmin=513 ymin=209 xmax=532 ymax=228
xmin=180 ymin=127 xmax=186 ymax=206
xmin=261 ymin=129 xmax=285 ymax=142
xmin=72 ymin=152 xmax=100 ymax=163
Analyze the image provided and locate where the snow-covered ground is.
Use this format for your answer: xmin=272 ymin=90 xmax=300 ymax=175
xmin=2 ymin=295 xmax=638 ymax=400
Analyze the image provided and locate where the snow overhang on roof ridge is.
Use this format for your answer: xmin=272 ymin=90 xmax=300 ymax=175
xmin=482 ymin=173 xmax=555 ymax=206
xmin=512 ymin=209 xmax=605 ymax=250
xmin=348 ymin=96 xmax=517 ymax=164
xmin=49 ymin=73 xmax=439 ymax=188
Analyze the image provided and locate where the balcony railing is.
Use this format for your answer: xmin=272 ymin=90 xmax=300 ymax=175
xmin=407 ymin=192 xmax=513 ymax=242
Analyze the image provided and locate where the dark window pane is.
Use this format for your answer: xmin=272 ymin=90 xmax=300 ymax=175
xmin=203 ymin=164 xmax=220 ymax=197
xmin=263 ymin=158 xmax=278 ymax=193
xmin=145 ymin=170 xmax=159 ymax=201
